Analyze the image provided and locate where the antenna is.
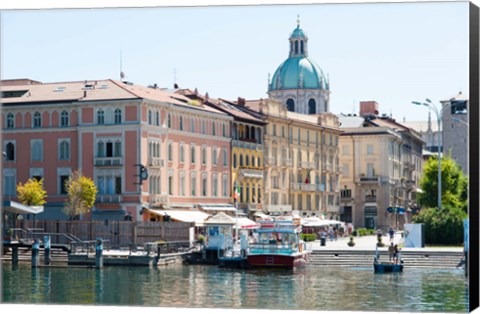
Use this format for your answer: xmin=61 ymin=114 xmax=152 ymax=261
xmin=174 ymin=68 xmax=177 ymax=86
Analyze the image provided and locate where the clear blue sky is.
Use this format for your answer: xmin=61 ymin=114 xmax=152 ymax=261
xmin=1 ymin=1 xmax=469 ymax=121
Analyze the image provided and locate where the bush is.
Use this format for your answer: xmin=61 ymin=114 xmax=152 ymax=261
xmin=301 ymin=234 xmax=317 ymax=242
xmin=413 ymin=205 xmax=466 ymax=246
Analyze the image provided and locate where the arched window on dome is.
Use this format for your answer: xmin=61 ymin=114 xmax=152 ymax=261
xmin=301 ymin=41 xmax=304 ymax=54
xmin=308 ymin=99 xmax=316 ymax=114
xmin=286 ymin=99 xmax=295 ymax=112
xmin=295 ymin=41 xmax=299 ymax=54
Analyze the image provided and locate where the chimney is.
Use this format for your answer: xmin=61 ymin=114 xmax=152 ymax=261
xmin=237 ymin=97 xmax=246 ymax=106
xmin=359 ymin=101 xmax=379 ymax=117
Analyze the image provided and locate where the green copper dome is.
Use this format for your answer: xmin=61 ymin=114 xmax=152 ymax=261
xmin=269 ymin=56 xmax=328 ymax=91
xmin=269 ymin=21 xmax=329 ymax=92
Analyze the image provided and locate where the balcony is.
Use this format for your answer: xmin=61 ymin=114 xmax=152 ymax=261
xmin=238 ymin=168 xmax=264 ymax=179
xmin=266 ymin=156 xmax=277 ymax=166
xmin=94 ymin=157 xmax=123 ymax=167
xmin=357 ymin=175 xmax=379 ymax=184
xmin=365 ymin=195 xmax=377 ymax=203
xmin=264 ymin=204 xmax=292 ymax=213
xmin=148 ymin=157 xmax=164 ymax=167
xmin=340 ymin=196 xmax=352 ymax=203
xmin=232 ymin=140 xmax=263 ymax=151
xmin=96 ymin=195 xmax=123 ymax=203
xmin=282 ymin=158 xmax=293 ymax=167
xmin=148 ymin=194 xmax=169 ymax=207
xmin=299 ymin=161 xmax=315 ymax=169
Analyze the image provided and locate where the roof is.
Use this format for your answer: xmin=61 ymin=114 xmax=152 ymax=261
xmin=146 ymin=209 xmax=210 ymax=226
xmin=338 ymin=115 xmax=365 ymax=128
xmin=269 ymin=56 xmax=327 ymax=91
xmin=1 ymin=79 xmax=226 ymax=116
xmin=2 ymin=201 xmax=44 ymax=215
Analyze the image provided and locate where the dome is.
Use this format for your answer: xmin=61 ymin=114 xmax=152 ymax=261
xmin=291 ymin=26 xmax=306 ymax=38
xmin=269 ymin=56 xmax=328 ymax=91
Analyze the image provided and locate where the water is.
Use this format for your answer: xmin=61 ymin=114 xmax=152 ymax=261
xmin=2 ymin=262 xmax=469 ymax=312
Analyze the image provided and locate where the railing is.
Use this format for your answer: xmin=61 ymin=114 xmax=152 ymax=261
xmin=232 ymin=140 xmax=263 ymax=151
xmin=149 ymin=194 xmax=169 ymax=205
xmin=238 ymin=168 xmax=264 ymax=179
xmin=148 ymin=157 xmax=164 ymax=167
xmin=282 ymin=158 xmax=293 ymax=167
xmin=94 ymin=157 xmax=123 ymax=167
xmin=248 ymin=242 xmax=307 ymax=255
xmin=300 ymin=161 xmax=315 ymax=169
xmin=264 ymin=204 xmax=292 ymax=212
xmin=358 ymin=176 xmax=379 ymax=183
xmin=96 ymin=195 xmax=123 ymax=203
xmin=266 ymin=156 xmax=276 ymax=165
xmin=365 ymin=195 xmax=377 ymax=202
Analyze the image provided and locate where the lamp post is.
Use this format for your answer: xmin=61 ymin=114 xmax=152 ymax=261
xmin=412 ymin=99 xmax=442 ymax=210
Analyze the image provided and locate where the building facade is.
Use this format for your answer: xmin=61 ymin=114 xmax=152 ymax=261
xmin=338 ymin=101 xmax=424 ymax=230
xmin=2 ymin=79 xmax=233 ymax=222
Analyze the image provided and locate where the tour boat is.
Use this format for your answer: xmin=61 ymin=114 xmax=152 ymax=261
xmin=247 ymin=217 xmax=310 ymax=269
xmin=373 ymin=244 xmax=403 ymax=273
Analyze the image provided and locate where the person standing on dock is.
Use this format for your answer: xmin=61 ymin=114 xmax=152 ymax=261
xmin=388 ymin=228 xmax=395 ymax=242
xmin=388 ymin=242 xmax=395 ymax=263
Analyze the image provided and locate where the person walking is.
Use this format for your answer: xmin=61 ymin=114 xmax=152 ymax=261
xmin=388 ymin=227 xmax=395 ymax=242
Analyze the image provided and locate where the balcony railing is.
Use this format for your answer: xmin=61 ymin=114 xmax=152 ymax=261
xmin=148 ymin=194 xmax=169 ymax=205
xmin=365 ymin=195 xmax=377 ymax=202
xmin=96 ymin=195 xmax=122 ymax=203
xmin=148 ymin=157 xmax=164 ymax=167
xmin=298 ymin=161 xmax=315 ymax=169
xmin=238 ymin=168 xmax=264 ymax=179
xmin=282 ymin=158 xmax=293 ymax=167
xmin=357 ymin=175 xmax=379 ymax=183
xmin=232 ymin=140 xmax=263 ymax=151
xmin=266 ymin=156 xmax=277 ymax=166
xmin=94 ymin=157 xmax=123 ymax=167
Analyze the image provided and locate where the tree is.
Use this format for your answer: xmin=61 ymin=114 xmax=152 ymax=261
xmin=17 ymin=178 xmax=47 ymax=206
xmin=417 ymin=154 xmax=468 ymax=211
xmin=63 ymin=171 xmax=97 ymax=219
xmin=413 ymin=205 xmax=466 ymax=245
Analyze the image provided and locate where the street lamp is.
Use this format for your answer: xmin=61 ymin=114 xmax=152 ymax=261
xmin=412 ymin=99 xmax=442 ymax=210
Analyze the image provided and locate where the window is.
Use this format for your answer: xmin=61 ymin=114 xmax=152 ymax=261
xmin=202 ymin=147 xmax=207 ymax=164
xmin=273 ymin=124 xmax=277 ymax=136
xmin=286 ymin=99 xmax=295 ymax=112
xmin=223 ymin=149 xmax=227 ymax=166
xmin=341 ymin=189 xmax=352 ymax=198
xmin=298 ymin=129 xmax=301 ymax=145
xmin=33 ymin=112 xmax=41 ymax=128
xmin=155 ymin=112 xmax=160 ymax=126
xmin=6 ymin=113 xmax=14 ymax=129
xmin=212 ymin=123 xmax=216 ymax=136
xmin=168 ymin=114 xmax=172 ymax=128
xmin=202 ymin=175 xmax=208 ymax=196
xmin=222 ymin=175 xmax=227 ymax=197
xmin=31 ymin=139 xmax=43 ymax=161
xmin=191 ymin=174 xmax=197 ymax=196
xmin=180 ymin=173 xmax=186 ymax=196
xmin=233 ymin=154 xmax=237 ymax=168
xmin=168 ymin=175 xmax=173 ymax=195
xmin=180 ymin=116 xmax=184 ymax=130
xmin=222 ymin=124 xmax=226 ymax=137
xmin=59 ymin=175 xmax=69 ymax=194
xmin=60 ymin=111 xmax=69 ymax=126
xmin=180 ymin=144 xmax=185 ymax=163
xmin=202 ymin=120 xmax=206 ymax=134
xmin=213 ymin=174 xmax=218 ymax=197
xmin=168 ymin=142 xmax=173 ymax=161
xmin=97 ymin=140 xmax=122 ymax=158
xmin=148 ymin=110 xmax=153 ymax=125
xmin=367 ymin=163 xmax=375 ymax=177
xmin=367 ymin=144 xmax=374 ymax=155
xmin=240 ymin=154 xmax=244 ymax=167
xmin=342 ymin=164 xmax=349 ymax=177
xmin=96 ymin=175 xmax=121 ymax=195
xmin=5 ymin=142 xmax=15 ymax=161
xmin=245 ymin=154 xmax=250 ymax=166
xmin=3 ymin=169 xmax=16 ymax=196
xmin=98 ymin=109 xmax=105 ymax=124
xmin=190 ymin=119 xmax=195 ymax=132
xmin=191 ymin=145 xmax=196 ymax=163
xmin=308 ymin=99 xmax=316 ymax=114
xmin=58 ymin=139 xmax=70 ymax=160
xmin=114 ymin=109 xmax=122 ymax=124
xmin=213 ymin=148 xmax=218 ymax=165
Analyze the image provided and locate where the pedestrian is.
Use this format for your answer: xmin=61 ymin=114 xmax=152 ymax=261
xmin=388 ymin=242 xmax=395 ymax=263
xmin=393 ymin=244 xmax=400 ymax=264
xmin=388 ymin=227 xmax=395 ymax=241
xmin=328 ymin=226 xmax=333 ymax=241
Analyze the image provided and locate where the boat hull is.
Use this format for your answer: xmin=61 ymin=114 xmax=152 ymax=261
xmin=247 ymin=253 xmax=308 ymax=269
xmin=374 ymin=262 xmax=403 ymax=273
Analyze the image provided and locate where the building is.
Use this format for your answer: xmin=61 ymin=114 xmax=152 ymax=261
xmin=338 ymin=101 xmax=424 ymax=230
xmin=175 ymin=91 xmax=266 ymax=216
xmin=245 ymin=98 xmax=342 ymax=219
xmin=267 ymin=19 xmax=330 ymax=115
xmin=2 ymin=79 xmax=233 ymax=222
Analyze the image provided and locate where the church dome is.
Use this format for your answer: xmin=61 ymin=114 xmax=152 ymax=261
xmin=268 ymin=21 xmax=329 ymax=92
xmin=269 ymin=56 xmax=327 ymax=91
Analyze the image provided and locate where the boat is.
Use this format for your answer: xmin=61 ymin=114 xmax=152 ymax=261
xmin=373 ymin=243 xmax=403 ymax=273
xmin=247 ymin=217 xmax=310 ymax=269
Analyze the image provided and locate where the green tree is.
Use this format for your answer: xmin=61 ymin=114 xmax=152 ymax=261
xmin=417 ymin=154 xmax=468 ymax=211
xmin=63 ymin=171 xmax=97 ymax=219
xmin=16 ymin=178 xmax=47 ymax=206
xmin=413 ymin=205 xmax=466 ymax=245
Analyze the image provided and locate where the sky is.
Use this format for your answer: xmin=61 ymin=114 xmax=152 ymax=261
xmin=0 ymin=1 xmax=470 ymax=122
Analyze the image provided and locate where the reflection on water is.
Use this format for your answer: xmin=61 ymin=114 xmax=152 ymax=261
xmin=1 ymin=262 xmax=468 ymax=312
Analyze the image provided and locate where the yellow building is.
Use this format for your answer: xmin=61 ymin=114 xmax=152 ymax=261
xmin=246 ymin=98 xmax=342 ymax=219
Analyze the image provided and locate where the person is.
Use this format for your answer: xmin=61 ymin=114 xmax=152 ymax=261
xmin=388 ymin=227 xmax=395 ymax=241
xmin=388 ymin=242 xmax=395 ymax=263
xmin=393 ymin=244 xmax=400 ymax=264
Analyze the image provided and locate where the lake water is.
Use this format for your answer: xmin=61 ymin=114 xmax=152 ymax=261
xmin=1 ymin=262 xmax=469 ymax=312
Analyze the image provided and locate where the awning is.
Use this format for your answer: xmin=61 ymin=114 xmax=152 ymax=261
xmin=301 ymin=217 xmax=343 ymax=227
xmin=198 ymin=204 xmax=237 ymax=211
xmin=146 ymin=209 xmax=210 ymax=226
xmin=2 ymin=201 xmax=44 ymax=215
xmin=236 ymin=217 xmax=260 ymax=229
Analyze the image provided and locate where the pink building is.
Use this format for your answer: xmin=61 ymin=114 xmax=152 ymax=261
xmin=2 ymin=79 xmax=232 ymax=222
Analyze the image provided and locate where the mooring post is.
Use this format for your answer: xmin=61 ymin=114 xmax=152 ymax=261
xmin=32 ymin=239 xmax=40 ymax=268
xmin=95 ymin=237 xmax=103 ymax=269
xmin=44 ymin=235 xmax=51 ymax=266
xmin=12 ymin=246 xmax=19 ymax=265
